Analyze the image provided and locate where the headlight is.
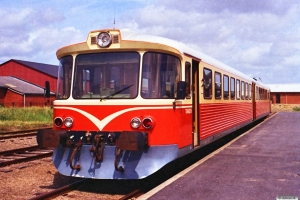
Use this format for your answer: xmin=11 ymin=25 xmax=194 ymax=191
xmin=64 ymin=117 xmax=73 ymax=128
xmin=130 ymin=117 xmax=141 ymax=129
xmin=142 ymin=117 xmax=153 ymax=129
xmin=54 ymin=117 xmax=63 ymax=127
xmin=97 ymin=32 xmax=112 ymax=48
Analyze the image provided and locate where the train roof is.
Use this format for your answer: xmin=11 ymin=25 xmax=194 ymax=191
xmin=120 ymin=29 xmax=269 ymax=89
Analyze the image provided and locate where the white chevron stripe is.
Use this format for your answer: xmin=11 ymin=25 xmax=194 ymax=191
xmin=55 ymin=105 xmax=191 ymax=130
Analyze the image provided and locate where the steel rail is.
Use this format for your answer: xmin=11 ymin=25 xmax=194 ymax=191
xmin=0 ymin=127 xmax=52 ymax=140
xmin=0 ymin=127 xmax=52 ymax=135
xmin=0 ymin=145 xmax=41 ymax=155
xmin=29 ymin=179 xmax=89 ymax=200
xmin=119 ymin=189 xmax=144 ymax=200
xmin=0 ymin=145 xmax=53 ymax=167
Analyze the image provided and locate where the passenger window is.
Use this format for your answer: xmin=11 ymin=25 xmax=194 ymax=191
xmin=245 ymin=83 xmax=248 ymax=100
xmin=230 ymin=77 xmax=235 ymax=100
xmin=249 ymin=84 xmax=252 ymax=99
xmin=241 ymin=81 xmax=245 ymax=100
xmin=203 ymin=68 xmax=212 ymax=99
xmin=236 ymin=79 xmax=240 ymax=99
xmin=185 ymin=62 xmax=191 ymax=98
xmin=223 ymin=75 xmax=229 ymax=99
xmin=215 ymin=72 xmax=222 ymax=99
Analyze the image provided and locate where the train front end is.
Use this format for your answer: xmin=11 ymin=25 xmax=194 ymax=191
xmin=37 ymin=29 xmax=190 ymax=179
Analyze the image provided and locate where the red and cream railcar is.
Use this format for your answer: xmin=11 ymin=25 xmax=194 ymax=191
xmin=37 ymin=29 xmax=270 ymax=179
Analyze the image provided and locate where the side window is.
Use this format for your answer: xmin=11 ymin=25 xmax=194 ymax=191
xmin=230 ymin=77 xmax=235 ymax=100
xmin=57 ymin=55 xmax=73 ymax=99
xmin=256 ymin=86 xmax=259 ymax=100
xmin=241 ymin=81 xmax=245 ymax=100
xmin=259 ymin=88 xmax=262 ymax=100
xmin=142 ymin=52 xmax=181 ymax=99
xmin=203 ymin=68 xmax=212 ymax=99
xmin=215 ymin=72 xmax=222 ymax=99
xmin=185 ymin=62 xmax=191 ymax=98
xmin=249 ymin=84 xmax=252 ymax=100
xmin=236 ymin=79 xmax=240 ymax=99
xmin=223 ymin=75 xmax=229 ymax=99
xmin=245 ymin=83 xmax=248 ymax=100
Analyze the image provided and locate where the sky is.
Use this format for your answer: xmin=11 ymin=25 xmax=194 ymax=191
xmin=0 ymin=0 xmax=300 ymax=84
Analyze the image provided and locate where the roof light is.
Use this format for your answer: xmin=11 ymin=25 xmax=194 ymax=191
xmin=97 ymin=32 xmax=112 ymax=48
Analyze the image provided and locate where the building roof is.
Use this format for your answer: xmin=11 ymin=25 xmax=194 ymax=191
xmin=268 ymin=83 xmax=300 ymax=93
xmin=0 ymin=76 xmax=54 ymax=95
xmin=1 ymin=59 xmax=58 ymax=78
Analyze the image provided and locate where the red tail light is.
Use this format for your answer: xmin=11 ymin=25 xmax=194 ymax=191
xmin=142 ymin=117 xmax=153 ymax=129
xmin=54 ymin=117 xmax=63 ymax=127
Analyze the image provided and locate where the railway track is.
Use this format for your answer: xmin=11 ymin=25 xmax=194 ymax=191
xmin=0 ymin=127 xmax=51 ymax=140
xmin=30 ymin=179 xmax=89 ymax=200
xmin=30 ymin=179 xmax=144 ymax=200
xmin=0 ymin=145 xmax=53 ymax=167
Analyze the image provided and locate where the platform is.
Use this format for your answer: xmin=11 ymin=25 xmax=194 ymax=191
xmin=139 ymin=112 xmax=300 ymax=200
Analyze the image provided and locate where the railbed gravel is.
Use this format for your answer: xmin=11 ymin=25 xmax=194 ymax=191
xmin=0 ymin=137 xmax=122 ymax=199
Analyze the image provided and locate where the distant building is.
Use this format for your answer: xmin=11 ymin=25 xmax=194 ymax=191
xmin=0 ymin=76 xmax=55 ymax=107
xmin=0 ymin=59 xmax=58 ymax=107
xmin=268 ymin=83 xmax=300 ymax=104
xmin=0 ymin=59 xmax=58 ymax=92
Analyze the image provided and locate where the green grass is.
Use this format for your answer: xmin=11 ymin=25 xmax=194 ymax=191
xmin=0 ymin=107 xmax=52 ymax=132
xmin=292 ymin=106 xmax=300 ymax=111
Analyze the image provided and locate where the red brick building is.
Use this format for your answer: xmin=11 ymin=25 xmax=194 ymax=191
xmin=0 ymin=59 xmax=58 ymax=107
xmin=269 ymin=84 xmax=300 ymax=104
xmin=0 ymin=76 xmax=56 ymax=107
xmin=0 ymin=59 xmax=58 ymax=92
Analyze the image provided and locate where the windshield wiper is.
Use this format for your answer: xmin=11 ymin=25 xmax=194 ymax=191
xmin=100 ymin=84 xmax=133 ymax=101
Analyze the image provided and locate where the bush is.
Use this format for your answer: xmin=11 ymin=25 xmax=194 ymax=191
xmin=292 ymin=106 xmax=300 ymax=111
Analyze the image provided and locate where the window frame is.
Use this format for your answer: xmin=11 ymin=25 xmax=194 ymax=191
xmin=245 ymin=83 xmax=248 ymax=100
xmin=236 ymin=79 xmax=240 ymax=100
xmin=185 ymin=62 xmax=191 ymax=98
xmin=249 ymin=84 xmax=252 ymax=100
xmin=223 ymin=75 xmax=229 ymax=100
xmin=241 ymin=81 xmax=245 ymax=100
xmin=230 ymin=77 xmax=235 ymax=100
xmin=215 ymin=71 xmax=222 ymax=99
xmin=203 ymin=67 xmax=212 ymax=99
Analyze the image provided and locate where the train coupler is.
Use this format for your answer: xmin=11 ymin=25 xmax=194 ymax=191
xmin=69 ymin=136 xmax=83 ymax=170
xmin=89 ymin=134 xmax=105 ymax=163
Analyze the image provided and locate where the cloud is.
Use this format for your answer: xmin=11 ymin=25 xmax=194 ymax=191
xmin=0 ymin=0 xmax=299 ymax=84
xmin=160 ymin=0 xmax=297 ymax=15
xmin=119 ymin=0 xmax=300 ymax=83
xmin=0 ymin=6 xmax=83 ymax=64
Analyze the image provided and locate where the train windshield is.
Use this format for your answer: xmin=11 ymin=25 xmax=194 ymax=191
xmin=57 ymin=56 xmax=73 ymax=99
xmin=72 ymin=52 xmax=140 ymax=99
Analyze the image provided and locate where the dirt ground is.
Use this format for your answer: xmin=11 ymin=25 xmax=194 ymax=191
xmin=271 ymin=103 xmax=300 ymax=112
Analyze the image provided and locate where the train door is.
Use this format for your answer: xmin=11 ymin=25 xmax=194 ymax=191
xmin=252 ymin=82 xmax=256 ymax=120
xmin=192 ymin=60 xmax=200 ymax=148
